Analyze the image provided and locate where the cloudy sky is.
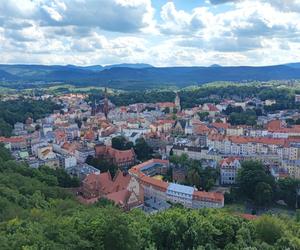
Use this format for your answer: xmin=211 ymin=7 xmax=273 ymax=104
xmin=1 ymin=0 xmax=300 ymax=66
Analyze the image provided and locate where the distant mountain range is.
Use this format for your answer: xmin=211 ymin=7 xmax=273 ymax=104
xmin=1 ymin=63 xmax=300 ymax=90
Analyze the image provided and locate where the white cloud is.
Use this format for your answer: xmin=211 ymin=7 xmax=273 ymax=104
xmin=0 ymin=0 xmax=300 ymax=66
xmin=0 ymin=0 xmax=155 ymax=33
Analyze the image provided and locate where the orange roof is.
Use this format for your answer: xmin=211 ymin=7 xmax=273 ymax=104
xmin=193 ymin=191 xmax=224 ymax=202
xmin=208 ymin=134 xmax=225 ymax=141
xmin=105 ymin=189 xmax=131 ymax=206
xmin=193 ymin=124 xmax=211 ymax=134
xmin=129 ymin=159 xmax=169 ymax=175
xmin=227 ymin=136 xmax=286 ymax=146
xmin=204 ymin=103 xmax=219 ymax=112
xmin=110 ymin=171 xmax=131 ymax=193
xmin=157 ymin=102 xmax=175 ymax=108
xmin=157 ymin=119 xmax=175 ymax=125
xmin=83 ymin=170 xmax=132 ymax=195
xmin=61 ymin=142 xmax=79 ymax=153
xmin=267 ymin=120 xmax=283 ymax=130
xmin=0 ymin=136 xmax=25 ymax=143
xmin=140 ymin=175 xmax=169 ymax=191
xmin=83 ymin=172 xmax=113 ymax=194
xmin=108 ymin=147 xmax=135 ymax=162
xmin=220 ymin=157 xmax=240 ymax=166
xmin=212 ymin=122 xmax=230 ymax=129
xmin=84 ymin=130 xmax=95 ymax=140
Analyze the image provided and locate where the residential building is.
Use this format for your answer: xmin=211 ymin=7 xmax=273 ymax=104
xmin=220 ymin=157 xmax=241 ymax=185
xmin=129 ymin=159 xmax=224 ymax=209
xmin=75 ymin=147 xmax=95 ymax=163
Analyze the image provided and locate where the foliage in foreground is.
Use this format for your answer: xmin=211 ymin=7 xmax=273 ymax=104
xmin=0 ymin=145 xmax=300 ymax=249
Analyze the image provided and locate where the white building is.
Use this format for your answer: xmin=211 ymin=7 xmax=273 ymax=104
xmin=75 ymin=147 xmax=95 ymax=163
xmin=220 ymin=157 xmax=241 ymax=185
xmin=166 ymin=183 xmax=194 ymax=207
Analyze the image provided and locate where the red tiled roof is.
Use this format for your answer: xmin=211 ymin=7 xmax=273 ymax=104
xmin=212 ymin=122 xmax=230 ymax=129
xmin=220 ymin=157 xmax=240 ymax=166
xmin=204 ymin=103 xmax=219 ymax=112
xmin=129 ymin=159 xmax=169 ymax=175
xmin=193 ymin=124 xmax=210 ymax=134
xmin=83 ymin=172 xmax=113 ymax=194
xmin=193 ymin=191 xmax=224 ymax=202
xmin=108 ymin=147 xmax=135 ymax=163
xmin=267 ymin=120 xmax=283 ymax=130
xmin=105 ymin=189 xmax=131 ymax=206
xmin=140 ymin=175 xmax=169 ymax=191
xmin=0 ymin=136 xmax=25 ymax=143
xmin=157 ymin=102 xmax=176 ymax=108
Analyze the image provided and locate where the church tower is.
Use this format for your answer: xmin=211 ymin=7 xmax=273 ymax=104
xmin=103 ymin=87 xmax=109 ymax=119
xmin=174 ymin=92 xmax=181 ymax=111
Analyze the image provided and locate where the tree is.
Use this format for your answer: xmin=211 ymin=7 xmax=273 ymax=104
xmin=0 ymin=144 xmax=12 ymax=162
xmin=255 ymin=216 xmax=283 ymax=245
xmin=163 ymin=107 xmax=170 ymax=114
xmin=112 ymin=136 xmax=133 ymax=150
xmin=134 ymin=138 xmax=153 ymax=161
xmin=169 ymin=153 xmax=188 ymax=166
xmin=277 ymin=178 xmax=300 ymax=208
xmin=86 ymin=156 xmax=117 ymax=178
xmin=197 ymin=112 xmax=209 ymax=121
xmin=254 ymin=182 xmax=273 ymax=207
xmin=187 ymin=166 xmax=201 ymax=189
xmin=237 ymin=160 xmax=275 ymax=205
xmin=0 ymin=119 xmax=12 ymax=136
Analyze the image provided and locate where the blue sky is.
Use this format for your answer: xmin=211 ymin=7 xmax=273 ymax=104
xmin=0 ymin=0 xmax=300 ymax=66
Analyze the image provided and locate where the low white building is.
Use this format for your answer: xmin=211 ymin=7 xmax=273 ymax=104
xmin=166 ymin=183 xmax=194 ymax=208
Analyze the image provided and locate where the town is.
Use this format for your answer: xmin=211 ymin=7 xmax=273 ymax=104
xmin=1 ymin=86 xmax=300 ymax=213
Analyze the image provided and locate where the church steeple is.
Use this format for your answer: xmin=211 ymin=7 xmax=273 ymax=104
xmin=103 ymin=87 xmax=109 ymax=119
xmin=175 ymin=92 xmax=181 ymax=111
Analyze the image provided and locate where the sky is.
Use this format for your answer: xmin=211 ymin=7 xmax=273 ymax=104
xmin=1 ymin=0 xmax=300 ymax=66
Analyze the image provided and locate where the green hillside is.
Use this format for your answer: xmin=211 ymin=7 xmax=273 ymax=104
xmin=0 ymin=145 xmax=300 ymax=249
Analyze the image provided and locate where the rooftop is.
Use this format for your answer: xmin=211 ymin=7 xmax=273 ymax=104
xmin=167 ymin=183 xmax=195 ymax=195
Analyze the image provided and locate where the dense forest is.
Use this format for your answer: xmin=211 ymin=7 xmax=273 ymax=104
xmin=0 ymin=99 xmax=61 ymax=136
xmin=0 ymin=144 xmax=300 ymax=249
xmin=89 ymin=84 xmax=299 ymax=110
xmin=1 ymin=64 xmax=300 ymax=90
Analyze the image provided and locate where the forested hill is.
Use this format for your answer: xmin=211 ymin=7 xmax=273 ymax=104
xmin=0 ymin=144 xmax=300 ymax=249
xmin=0 ymin=99 xmax=61 ymax=137
xmin=1 ymin=63 xmax=300 ymax=90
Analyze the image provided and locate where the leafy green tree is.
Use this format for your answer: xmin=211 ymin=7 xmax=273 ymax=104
xmin=255 ymin=216 xmax=283 ymax=245
xmin=197 ymin=112 xmax=209 ymax=121
xmin=237 ymin=160 xmax=276 ymax=205
xmin=187 ymin=166 xmax=201 ymax=189
xmin=277 ymin=177 xmax=300 ymax=208
xmin=254 ymin=182 xmax=273 ymax=207
xmin=86 ymin=156 xmax=117 ymax=177
xmin=112 ymin=136 xmax=133 ymax=150
xmin=0 ymin=119 xmax=12 ymax=136
xmin=134 ymin=138 xmax=153 ymax=161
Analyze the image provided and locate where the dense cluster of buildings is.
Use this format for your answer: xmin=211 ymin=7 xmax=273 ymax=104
xmin=2 ymin=89 xmax=300 ymax=211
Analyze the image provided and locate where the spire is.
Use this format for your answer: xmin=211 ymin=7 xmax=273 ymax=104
xmin=174 ymin=91 xmax=181 ymax=111
xmin=103 ymin=87 xmax=109 ymax=119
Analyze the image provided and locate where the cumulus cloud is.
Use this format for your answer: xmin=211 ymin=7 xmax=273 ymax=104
xmin=0 ymin=0 xmax=154 ymax=33
xmin=209 ymin=0 xmax=300 ymax=13
xmin=0 ymin=0 xmax=300 ymax=66
xmin=209 ymin=0 xmax=241 ymax=5
xmin=159 ymin=2 xmax=214 ymax=35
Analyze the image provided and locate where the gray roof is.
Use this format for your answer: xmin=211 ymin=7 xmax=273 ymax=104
xmin=167 ymin=183 xmax=195 ymax=195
